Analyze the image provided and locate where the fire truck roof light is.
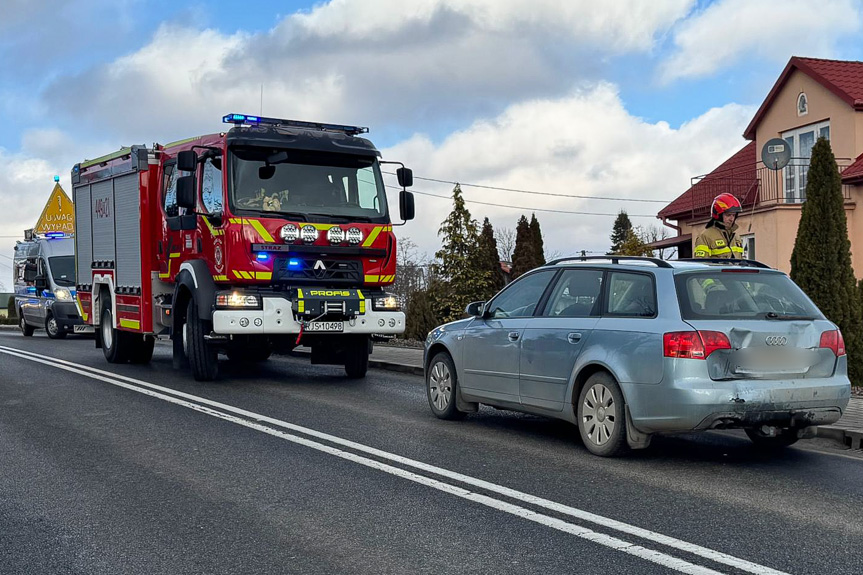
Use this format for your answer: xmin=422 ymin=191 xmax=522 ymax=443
xmin=222 ymin=113 xmax=369 ymax=136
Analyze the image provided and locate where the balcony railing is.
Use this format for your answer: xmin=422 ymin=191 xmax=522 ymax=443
xmin=684 ymin=158 xmax=854 ymax=221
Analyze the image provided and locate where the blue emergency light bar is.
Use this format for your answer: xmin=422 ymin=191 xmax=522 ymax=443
xmin=222 ymin=113 xmax=369 ymax=136
xmin=45 ymin=232 xmax=66 ymax=239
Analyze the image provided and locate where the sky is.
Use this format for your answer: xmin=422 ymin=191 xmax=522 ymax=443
xmin=1 ymin=0 xmax=863 ymax=289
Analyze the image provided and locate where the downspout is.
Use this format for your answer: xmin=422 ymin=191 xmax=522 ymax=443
xmin=661 ymin=217 xmax=681 ymax=235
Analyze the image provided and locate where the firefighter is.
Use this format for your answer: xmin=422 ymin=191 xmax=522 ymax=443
xmin=694 ymin=193 xmax=744 ymax=259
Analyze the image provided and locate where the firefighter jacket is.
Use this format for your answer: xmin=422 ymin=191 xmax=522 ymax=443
xmin=693 ymin=223 xmax=744 ymax=259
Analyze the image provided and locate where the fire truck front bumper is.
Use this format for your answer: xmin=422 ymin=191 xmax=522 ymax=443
xmin=212 ymin=293 xmax=405 ymax=336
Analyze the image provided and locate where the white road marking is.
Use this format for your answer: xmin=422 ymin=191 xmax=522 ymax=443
xmin=0 ymin=345 xmax=791 ymax=575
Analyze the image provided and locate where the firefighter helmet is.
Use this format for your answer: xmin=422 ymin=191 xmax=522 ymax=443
xmin=711 ymin=193 xmax=742 ymax=221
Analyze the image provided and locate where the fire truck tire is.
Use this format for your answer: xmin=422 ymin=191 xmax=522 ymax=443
xmin=128 ymin=336 xmax=156 ymax=365
xmin=19 ymin=313 xmax=35 ymax=337
xmin=45 ymin=313 xmax=67 ymax=339
xmin=101 ymin=304 xmax=130 ymax=363
xmin=344 ymin=336 xmax=370 ymax=379
xmin=186 ymin=299 xmax=218 ymax=381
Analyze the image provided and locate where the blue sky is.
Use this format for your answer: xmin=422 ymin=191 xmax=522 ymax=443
xmin=1 ymin=0 xmax=862 ymax=282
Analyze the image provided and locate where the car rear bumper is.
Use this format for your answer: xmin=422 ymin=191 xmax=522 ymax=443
xmin=622 ymin=375 xmax=851 ymax=433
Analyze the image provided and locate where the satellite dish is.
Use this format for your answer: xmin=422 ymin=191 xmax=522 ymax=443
xmin=761 ymin=138 xmax=791 ymax=170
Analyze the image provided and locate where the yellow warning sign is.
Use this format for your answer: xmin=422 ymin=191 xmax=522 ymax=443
xmin=34 ymin=183 xmax=75 ymax=236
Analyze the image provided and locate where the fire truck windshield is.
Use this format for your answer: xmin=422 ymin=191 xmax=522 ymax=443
xmin=229 ymin=147 xmax=389 ymax=222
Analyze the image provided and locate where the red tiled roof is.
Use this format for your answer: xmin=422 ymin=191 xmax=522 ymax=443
xmin=658 ymin=142 xmax=757 ymax=220
xmin=744 ymin=57 xmax=863 ymax=140
xmin=842 ymin=153 xmax=863 ymax=183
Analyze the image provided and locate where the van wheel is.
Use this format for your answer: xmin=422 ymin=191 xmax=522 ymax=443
xmin=745 ymin=426 xmax=800 ymax=449
xmin=344 ymin=336 xmax=369 ymax=379
xmin=186 ymin=299 xmax=218 ymax=381
xmin=101 ymin=303 xmax=129 ymax=363
xmin=577 ymin=372 xmax=629 ymax=457
xmin=45 ymin=313 xmax=67 ymax=339
xmin=19 ymin=314 xmax=35 ymax=337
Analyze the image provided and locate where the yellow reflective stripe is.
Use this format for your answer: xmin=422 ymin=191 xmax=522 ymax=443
xmin=357 ymin=289 xmax=366 ymax=314
xmin=362 ymin=226 xmax=383 ymax=247
xmin=298 ymin=301 xmax=305 ymax=313
xmin=246 ymin=219 xmax=275 ymax=243
xmin=694 ymin=244 xmax=710 ymax=253
xmin=298 ymin=289 xmax=304 ymax=299
xmin=203 ymin=217 xmax=223 ymax=236
xmin=119 ymin=319 xmax=140 ymax=330
xmin=212 ymin=275 xmax=228 ymax=281
xmin=255 ymin=272 xmax=272 ymax=280
xmin=364 ymin=275 xmax=380 ymax=282
xmin=356 ymin=290 xmax=364 ymax=300
xmin=711 ymin=247 xmax=731 ymax=255
xmin=731 ymin=246 xmax=745 ymax=253
xmin=233 ymin=270 xmax=243 ymax=279
xmin=169 ymin=253 xmax=181 ymax=258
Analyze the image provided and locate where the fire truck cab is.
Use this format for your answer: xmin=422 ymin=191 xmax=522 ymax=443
xmin=73 ymin=113 xmax=414 ymax=381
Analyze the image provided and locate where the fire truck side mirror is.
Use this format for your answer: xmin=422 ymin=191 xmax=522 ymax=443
xmin=177 ymin=150 xmax=198 ymax=172
xmin=399 ymin=190 xmax=415 ymax=221
xmin=396 ymin=167 xmax=413 ymax=188
xmin=176 ymin=176 xmax=197 ymax=210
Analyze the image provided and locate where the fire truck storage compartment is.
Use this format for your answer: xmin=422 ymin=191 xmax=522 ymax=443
xmin=75 ymin=172 xmax=142 ymax=290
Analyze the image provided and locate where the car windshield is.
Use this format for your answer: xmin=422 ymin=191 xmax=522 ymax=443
xmin=49 ymin=256 xmax=75 ymax=286
xmin=229 ymin=147 xmax=388 ymax=222
xmin=674 ymin=270 xmax=823 ymax=320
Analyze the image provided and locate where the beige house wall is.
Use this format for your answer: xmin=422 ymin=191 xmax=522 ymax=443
xmin=755 ymin=69 xmax=858 ymax=161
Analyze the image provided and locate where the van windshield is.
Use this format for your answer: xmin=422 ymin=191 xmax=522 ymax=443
xmin=674 ymin=271 xmax=823 ymax=320
xmin=49 ymin=256 xmax=75 ymax=286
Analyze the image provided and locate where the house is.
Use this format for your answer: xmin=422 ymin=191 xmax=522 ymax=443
xmin=654 ymin=56 xmax=863 ymax=277
xmin=0 ymin=293 xmax=13 ymax=318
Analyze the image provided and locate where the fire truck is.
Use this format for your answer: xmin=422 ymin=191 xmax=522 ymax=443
xmin=72 ymin=113 xmax=414 ymax=381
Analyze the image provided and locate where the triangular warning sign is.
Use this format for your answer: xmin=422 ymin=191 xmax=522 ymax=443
xmin=34 ymin=183 xmax=75 ymax=236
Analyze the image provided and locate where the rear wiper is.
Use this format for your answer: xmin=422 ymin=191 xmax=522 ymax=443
xmin=764 ymin=312 xmax=816 ymax=321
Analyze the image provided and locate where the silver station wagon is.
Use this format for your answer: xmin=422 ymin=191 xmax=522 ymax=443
xmin=424 ymin=257 xmax=851 ymax=457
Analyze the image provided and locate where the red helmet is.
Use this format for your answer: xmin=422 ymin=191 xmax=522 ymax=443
xmin=711 ymin=193 xmax=742 ymax=220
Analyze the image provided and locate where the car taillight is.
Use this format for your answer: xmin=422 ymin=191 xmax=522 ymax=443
xmin=819 ymin=330 xmax=846 ymax=356
xmin=664 ymin=331 xmax=731 ymax=360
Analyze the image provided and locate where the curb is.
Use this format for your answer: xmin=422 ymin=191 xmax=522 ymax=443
xmin=290 ymin=348 xmax=424 ymax=377
xmin=814 ymin=425 xmax=863 ymax=450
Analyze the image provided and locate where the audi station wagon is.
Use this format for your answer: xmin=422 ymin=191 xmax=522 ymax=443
xmin=424 ymin=257 xmax=851 ymax=457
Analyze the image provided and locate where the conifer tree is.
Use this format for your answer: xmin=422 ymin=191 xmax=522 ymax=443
xmin=477 ymin=217 xmax=505 ymax=298
xmin=790 ymin=138 xmax=863 ymax=383
xmin=529 ymin=213 xmax=546 ymax=266
xmin=609 ymin=211 xmax=633 ymax=254
xmin=510 ymin=215 xmax=536 ymax=279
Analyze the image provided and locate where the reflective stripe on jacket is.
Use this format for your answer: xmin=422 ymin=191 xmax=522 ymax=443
xmin=693 ymin=224 xmax=744 ymax=259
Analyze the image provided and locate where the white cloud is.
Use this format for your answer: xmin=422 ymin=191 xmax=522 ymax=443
xmin=385 ymin=84 xmax=755 ymax=259
xmin=659 ymin=0 xmax=863 ymax=83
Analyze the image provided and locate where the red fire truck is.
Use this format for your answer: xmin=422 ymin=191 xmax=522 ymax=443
xmin=72 ymin=113 xmax=414 ymax=381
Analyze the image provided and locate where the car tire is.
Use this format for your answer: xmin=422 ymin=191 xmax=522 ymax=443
xmin=344 ymin=336 xmax=369 ymax=379
xmin=101 ymin=303 xmax=129 ymax=363
xmin=745 ymin=426 xmax=800 ymax=449
xmin=186 ymin=299 xmax=218 ymax=381
xmin=576 ymin=372 xmax=628 ymax=457
xmin=19 ymin=313 xmax=35 ymax=337
xmin=427 ymin=352 xmax=466 ymax=420
xmin=45 ymin=313 xmax=67 ymax=340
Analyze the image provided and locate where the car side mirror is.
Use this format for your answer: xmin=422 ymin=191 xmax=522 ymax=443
xmin=399 ymin=190 xmax=415 ymax=221
xmin=177 ymin=150 xmax=198 ymax=172
xmin=396 ymin=167 xmax=413 ymax=188
xmin=465 ymin=301 xmax=485 ymax=317
xmin=177 ymin=175 xmax=197 ymax=209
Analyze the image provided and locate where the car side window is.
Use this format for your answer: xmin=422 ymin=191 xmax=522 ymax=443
xmin=487 ymin=270 xmax=555 ymax=319
xmin=544 ymin=269 xmax=603 ymax=317
xmin=607 ymin=272 xmax=656 ymax=317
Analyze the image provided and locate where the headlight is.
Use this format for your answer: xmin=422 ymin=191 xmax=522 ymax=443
xmin=54 ymin=288 xmax=72 ymax=301
xmin=301 ymin=225 xmax=319 ymax=243
xmin=281 ymin=224 xmax=299 ymax=242
xmin=346 ymin=227 xmax=363 ymax=245
xmin=372 ymin=294 xmax=400 ymax=311
xmin=215 ymin=292 xmax=261 ymax=308
xmin=327 ymin=226 xmax=345 ymax=244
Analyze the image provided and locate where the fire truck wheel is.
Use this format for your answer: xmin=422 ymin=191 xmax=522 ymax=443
xmin=344 ymin=336 xmax=370 ymax=379
xmin=19 ymin=313 xmax=35 ymax=337
xmin=101 ymin=304 xmax=129 ymax=363
xmin=45 ymin=313 xmax=67 ymax=340
xmin=128 ymin=336 xmax=155 ymax=365
xmin=186 ymin=299 xmax=218 ymax=381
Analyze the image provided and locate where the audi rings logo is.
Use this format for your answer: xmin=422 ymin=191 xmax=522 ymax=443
xmin=765 ymin=336 xmax=788 ymax=346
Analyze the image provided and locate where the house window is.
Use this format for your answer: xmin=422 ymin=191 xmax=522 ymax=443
xmin=742 ymin=234 xmax=755 ymax=261
xmin=781 ymin=120 xmax=830 ymax=203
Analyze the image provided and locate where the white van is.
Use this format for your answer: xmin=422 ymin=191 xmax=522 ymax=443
xmin=13 ymin=235 xmax=91 ymax=338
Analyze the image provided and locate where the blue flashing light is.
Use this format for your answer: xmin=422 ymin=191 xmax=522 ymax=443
xmin=45 ymin=232 xmax=65 ymax=239
xmin=256 ymin=253 xmax=270 ymax=262
xmin=288 ymin=258 xmax=302 ymax=270
xmin=54 ymin=175 xmax=60 ymax=183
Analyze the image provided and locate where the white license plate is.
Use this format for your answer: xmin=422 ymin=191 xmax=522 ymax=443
xmin=306 ymin=321 xmax=344 ymax=332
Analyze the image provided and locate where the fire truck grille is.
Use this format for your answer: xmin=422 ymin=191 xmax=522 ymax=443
xmin=275 ymin=258 xmax=363 ymax=285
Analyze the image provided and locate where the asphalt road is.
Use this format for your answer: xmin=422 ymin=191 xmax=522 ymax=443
xmin=1 ymin=329 xmax=861 ymax=575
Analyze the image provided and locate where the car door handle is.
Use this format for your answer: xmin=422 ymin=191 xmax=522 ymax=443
xmin=567 ymin=332 xmax=582 ymax=344
xmin=508 ymin=331 xmax=520 ymax=342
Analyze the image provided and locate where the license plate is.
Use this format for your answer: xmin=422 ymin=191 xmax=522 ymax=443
xmin=306 ymin=321 xmax=344 ymax=332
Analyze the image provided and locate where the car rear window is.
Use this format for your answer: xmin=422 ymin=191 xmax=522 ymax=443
xmin=674 ymin=271 xmax=823 ymax=320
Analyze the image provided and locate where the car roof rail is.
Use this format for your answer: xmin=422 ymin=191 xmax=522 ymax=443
xmin=675 ymin=258 xmax=773 ymax=269
xmin=546 ymin=255 xmax=673 ymax=268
